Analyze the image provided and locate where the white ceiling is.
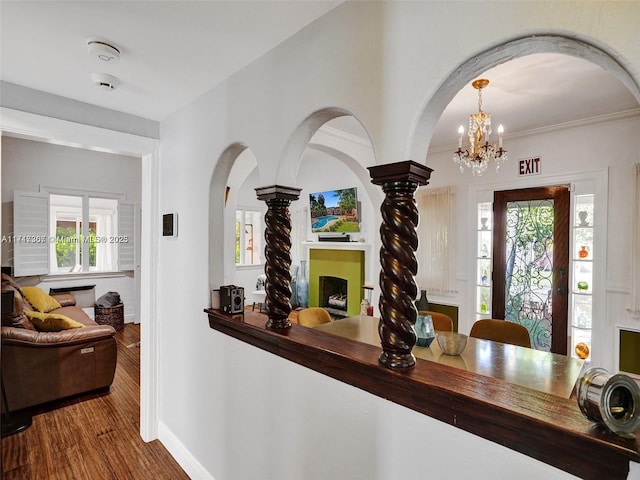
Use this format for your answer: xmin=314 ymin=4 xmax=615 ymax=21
xmin=1 ymin=1 xmax=638 ymax=150
xmin=0 ymin=0 xmax=343 ymax=121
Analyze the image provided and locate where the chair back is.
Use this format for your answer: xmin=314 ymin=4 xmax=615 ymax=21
xmin=469 ymin=319 xmax=531 ymax=348
xmin=418 ymin=311 xmax=453 ymax=332
xmin=297 ymin=307 xmax=333 ymax=328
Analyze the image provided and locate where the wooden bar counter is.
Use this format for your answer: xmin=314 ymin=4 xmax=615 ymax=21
xmin=206 ymin=308 xmax=640 ymax=480
xmin=315 ymin=315 xmax=585 ymax=398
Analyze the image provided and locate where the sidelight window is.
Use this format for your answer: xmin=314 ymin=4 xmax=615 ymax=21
xmin=571 ymin=194 xmax=594 ymax=360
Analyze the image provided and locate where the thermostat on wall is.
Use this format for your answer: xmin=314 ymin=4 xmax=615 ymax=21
xmin=162 ymin=213 xmax=178 ymax=237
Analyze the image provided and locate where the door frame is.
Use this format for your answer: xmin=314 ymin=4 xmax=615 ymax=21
xmin=467 ymin=169 xmax=608 ymax=364
xmin=492 ymin=185 xmax=570 ymax=354
xmin=0 ymin=107 xmax=160 ymax=441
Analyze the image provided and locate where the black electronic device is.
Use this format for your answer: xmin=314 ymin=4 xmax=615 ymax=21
xmin=318 ymin=233 xmax=351 ymax=242
xmin=219 ymin=285 xmax=244 ymax=314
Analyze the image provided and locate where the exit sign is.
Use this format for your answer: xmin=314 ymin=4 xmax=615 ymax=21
xmin=518 ymin=156 xmax=541 ymax=176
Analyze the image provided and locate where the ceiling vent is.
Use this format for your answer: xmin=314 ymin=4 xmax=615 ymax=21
xmin=87 ymin=40 xmax=120 ymax=64
xmin=90 ymin=73 xmax=120 ymax=91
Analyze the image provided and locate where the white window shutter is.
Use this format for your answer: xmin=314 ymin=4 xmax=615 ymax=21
xmin=118 ymin=200 xmax=135 ymax=271
xmin=13 ymin=191 xmax=50 ymax=276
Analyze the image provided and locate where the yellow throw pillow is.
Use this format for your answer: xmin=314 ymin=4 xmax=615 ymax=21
xmin=21 ymin=286 xmax=61 ymax=313
xmin=25 ymin=311 xmax=84 ymax=332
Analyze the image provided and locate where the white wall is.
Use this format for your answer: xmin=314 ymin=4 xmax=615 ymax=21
xmin=1 ymin=136 xmax=142 ymax=322
xmin=157 ymin=2 xmax=640 ymax=479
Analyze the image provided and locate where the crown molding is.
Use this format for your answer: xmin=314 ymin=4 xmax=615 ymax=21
xmin=428 ymin=108 xmax=640 ymax=155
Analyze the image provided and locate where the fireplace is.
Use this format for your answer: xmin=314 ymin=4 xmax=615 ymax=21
xmin=319 ymin=276 xmax=348 ymax=317
xmin=308 ymin=248 xmax=365 ymax=317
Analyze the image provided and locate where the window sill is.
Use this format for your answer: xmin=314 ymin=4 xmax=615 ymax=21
xmin=206 ymin=308 xmax=640 ymax=480
xmin=235 ymin=264 xmax=264 ymax=270
xmin=39 ymin=271 xmax=132 ymax=281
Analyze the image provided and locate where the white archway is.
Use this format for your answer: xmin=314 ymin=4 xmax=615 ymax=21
xmin=404 ymin=34 xmax=640 ymax=368
xmin=208 ymin=142 xmax=250 ymax=290
xmin=408 ymin=34 xmax=640 ymax=161
xmin=276 ymin=107 xmax=357 ymax=186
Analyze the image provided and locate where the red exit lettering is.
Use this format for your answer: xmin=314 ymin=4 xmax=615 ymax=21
xmin=518 ymin=157 xmax=541 ymax=176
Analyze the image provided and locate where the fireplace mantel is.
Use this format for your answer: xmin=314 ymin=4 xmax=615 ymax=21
xmin=302 ymin=241 xmax=371 ymax=252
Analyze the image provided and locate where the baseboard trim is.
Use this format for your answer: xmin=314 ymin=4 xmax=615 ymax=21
xmin=158 ymin=421 xmax=216 ymax=480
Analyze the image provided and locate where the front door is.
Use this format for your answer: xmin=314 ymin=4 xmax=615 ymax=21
xmin=492 ymin=186 xmax=570 ymax=354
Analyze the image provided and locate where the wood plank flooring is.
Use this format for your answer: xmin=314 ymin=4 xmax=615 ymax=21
xmin=1 ymin=324 xmax=189 ymax=480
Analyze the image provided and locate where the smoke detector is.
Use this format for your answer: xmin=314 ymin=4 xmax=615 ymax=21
xmin=90 ymin=73 xmax=120 ymax=91
xmin=87 ymin=40 xmax=120 ymax=64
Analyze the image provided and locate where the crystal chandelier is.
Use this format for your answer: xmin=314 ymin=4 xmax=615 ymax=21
xmin=453 ymin=79 xmax=507 ymax=176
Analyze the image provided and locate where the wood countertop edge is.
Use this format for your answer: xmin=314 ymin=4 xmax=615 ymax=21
xmin=206 ymin=308 xmax=640 ymax=480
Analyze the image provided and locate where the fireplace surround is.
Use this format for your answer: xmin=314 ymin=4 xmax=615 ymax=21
xmin=308 ymin=247 xmax=365 ymax=317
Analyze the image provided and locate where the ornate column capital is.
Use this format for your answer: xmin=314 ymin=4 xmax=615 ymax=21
xmin=255 ymin=184 xmax=301 ymax=330
xmin=255 ymin=185 xmax=303 ymax=202
xmin=368 ymin=160 xmax=433 ymax=187
xmin=368 ymin=161 xmax=433 ymax=369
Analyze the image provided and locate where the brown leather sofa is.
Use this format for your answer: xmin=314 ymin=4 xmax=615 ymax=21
xmin=1 ymin=274 xmax=117 ymax=412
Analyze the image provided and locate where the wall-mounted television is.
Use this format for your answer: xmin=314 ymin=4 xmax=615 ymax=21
xmin=309 ymin=187 xmax=360 ymax=233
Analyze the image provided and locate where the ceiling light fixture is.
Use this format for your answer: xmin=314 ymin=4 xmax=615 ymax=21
xmin=90 ymin=72 xmax=120 ymax=91
xmin=453 ymin=79 xmax=507 ymax=176
xmin=87 ymin=40 xmax=120 ymax=64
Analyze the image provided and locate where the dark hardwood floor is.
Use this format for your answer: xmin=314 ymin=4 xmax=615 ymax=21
xmin=1 ymin=324 xmax=190 ymax=479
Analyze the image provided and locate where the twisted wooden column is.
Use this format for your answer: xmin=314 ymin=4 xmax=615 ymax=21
xmin=256 ymin=185 xmax=301 ymax=330
xmin=369 ymin=161 xmax=432 ymax=369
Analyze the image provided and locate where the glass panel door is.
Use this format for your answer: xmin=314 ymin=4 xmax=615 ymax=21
xmin=503 ymin=198 xmax=554 ymax=351
xmin=493 ymin=186 xmax=570 ymax=354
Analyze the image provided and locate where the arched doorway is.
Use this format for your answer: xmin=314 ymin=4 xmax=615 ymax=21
xmin=410 ymin=35 xmax=640 ymax=368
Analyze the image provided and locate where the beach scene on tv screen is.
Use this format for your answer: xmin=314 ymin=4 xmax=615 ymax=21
xmin=309 ymin=187 xmax=360 ymax=233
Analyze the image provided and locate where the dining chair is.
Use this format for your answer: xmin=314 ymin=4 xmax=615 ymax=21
xmin=418 ymin=311 xmax=454 ymax=332
xmin=297 ymin=307 xmax=333 ymax=328
xmin=469 ymin=319 xmax=531 ymax=348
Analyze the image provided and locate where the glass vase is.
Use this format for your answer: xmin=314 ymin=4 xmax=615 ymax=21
xmin=415 ymin=290 xmax=429 ymax=312
xmin=296 ymin=260 xmax=309 ymax=308
xmin=415 ymin=314 xmax=435 ymax=347
xmin=290 ymin=265 xmax=299 ymax=308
